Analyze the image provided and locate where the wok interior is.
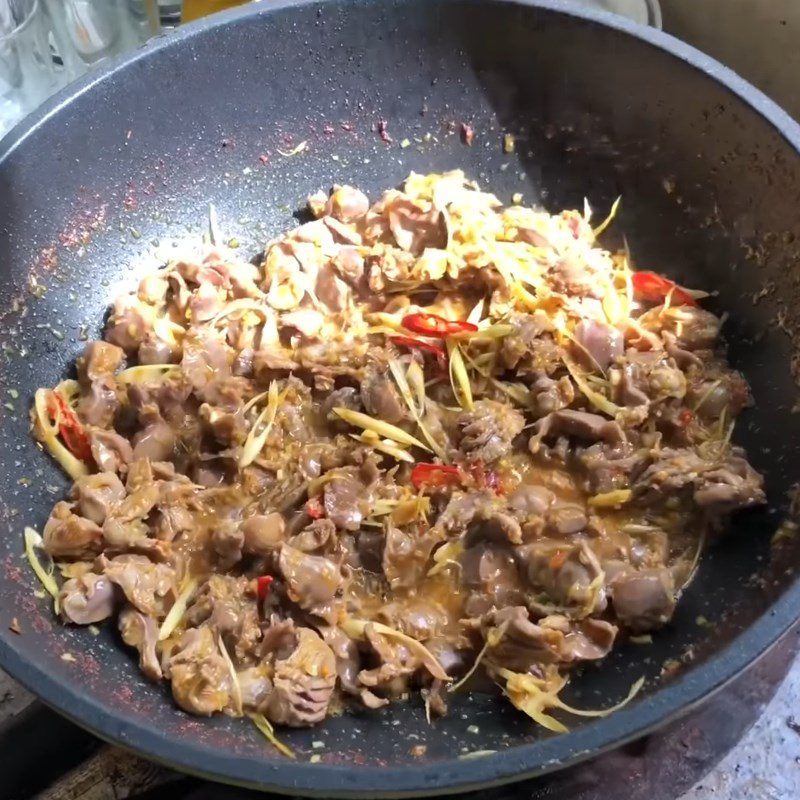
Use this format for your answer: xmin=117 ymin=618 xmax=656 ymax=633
xmin=1 ymin=0 xmax=800 ymax=777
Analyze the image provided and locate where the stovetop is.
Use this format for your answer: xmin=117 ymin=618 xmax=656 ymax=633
xmin=2 ymin=625 xmax=798 ymax=800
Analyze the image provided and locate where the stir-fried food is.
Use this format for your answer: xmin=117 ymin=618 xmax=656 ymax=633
xmin=30 ymin=171 xmax=764 ymax=738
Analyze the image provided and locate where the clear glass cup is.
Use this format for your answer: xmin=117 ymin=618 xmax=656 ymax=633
xmin=0 ymin=0 xmax=71 ymax=136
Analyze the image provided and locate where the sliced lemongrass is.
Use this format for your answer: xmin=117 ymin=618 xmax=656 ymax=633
xmin=218 ymin=636 xmax=243 ymax=716
xmin=428 ymin=539 xmax=464 ymax=576
xmin=587 ymin=489 xmax=632 ymax=508
xmin=158 ymin=576 xmax=199 ymax=641
xmin=341 ymin=619 xmax=449 ymax=680
xmin=277 ymin=141 xmax=307 ymax=157
xmin=33 ymin=388 xmax=89 ymax=480
xmin=116 ymin=364 xmax=180 ymax=384
xmin=24 ymin=527 xmax=59 ymax=612
xmin=592 ymin=196 xmax=621 ymax=238
xmin=208 ymin=203 xmax=221 ymax=246
xmin=551 ymin=676 xmax=644 ymax=719
xmin=467 ymin=297 xmax=485 ymax=326
xmin=333 ymin=407 xmax=430 ymax=452
xmin=450 ymin=620 xmax=509 ymax=692
xmin=562 ymin=354 xmax=620 ymax=417
xmin=349 ymin=433 xmax=415 ymax=463
xmin=388 ymin=357 xmax=421 ymax=417
xmin=447 ymin=341 xmax=473 ymax=411
xmin=239 ymin=382 xmax=282 ymax=468
xmin=406 ymin=361 xmax=427 ymax=418
xmin=250 ymin=714 xmax=296 ymax=758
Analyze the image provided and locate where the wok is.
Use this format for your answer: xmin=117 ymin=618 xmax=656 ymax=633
xmin=1 ymin=0 xmax=800 ymax=795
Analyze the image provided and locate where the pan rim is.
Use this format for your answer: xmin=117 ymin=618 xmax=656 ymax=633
xmin=2 ymin=0 xmax=800 ymax=795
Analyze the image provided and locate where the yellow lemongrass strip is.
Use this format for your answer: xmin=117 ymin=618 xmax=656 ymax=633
xmin=116 ymin=364 xmax=180 ymax=384
xmin=406 ymin=360 xmax=426 ymax=419
xmin=349 ymin=434 xmax=415 ymax=463
xmin=217 ymin=634 xmax=243 ymax=716
xmin=592 ymin=196 xmax=621 ymax=238
xmin=24 ymin=527 xmax=60 ymax=612
xmin=450 ymin=621 xmax=510 ymax=693
xmin=277 ymin=141 xmax=307 ymax=157
xmin=562 ymin=355 xmax=620 ymax=417
xmin=588 ymin=489 xmax=633 ymax=508
xmin=427 ymin=539 xmax=465 ymax=577
xmin=341 ymin=619 xmax=450 ymax=681
xmin=242 ymin=389 xmax=270 ymax=414
xmin=158 ymin=576 xmax=199 ymax=641
xmin=447 ymin=341 xmax=474 ymax=411
xmin=552 ymin=676 xmax=645 ymax=718
xmin=33 ymin=389 xmax=89 ymax=480
xmin=239 ymin=382 xmax=282 ymax=468
xmin=208 ymin=203 xmax=221 ymax=245
xmin=250 ymin=714 xmax=296 ymax=758
xmin=333 ymin=407 xmax=431 ymax=452
xmin=388 ymin=357 xmax=421 ymax=418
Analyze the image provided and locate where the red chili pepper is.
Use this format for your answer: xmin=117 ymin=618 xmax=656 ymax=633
xmin=401 ymin=312 xmax=478 ymax=338
xmin=390 ymin=335 xmax=448 ymax=369
xmin=47 ymin=392 xmax=94 ymax=463
xmin=256 ymin=575 xmax=274 ymax=602
xmin=411 ymin=463 xmax=463 ymax=490
xmin=631 ymin=271 xmax=698 ymax=307
xmin=678 ymin=408 xmax=694 ymax=426
xmin=305 ymin=497 xmax=325 ymax=519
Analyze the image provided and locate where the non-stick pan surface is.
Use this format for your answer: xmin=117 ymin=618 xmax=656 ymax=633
xmin=2 ymin=0 xmax=800 ymax=795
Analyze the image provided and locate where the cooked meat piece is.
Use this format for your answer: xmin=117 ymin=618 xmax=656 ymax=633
xmin=460 ymin=542 xmax=523 ymax=616
xmin=579 ymin=443 xmax=647 ymax=494
xmin=169 ymin=626 xmax=232 ymax=716
xmin=43 ymin=502 xmax=104 ymax=558
xmin=138 ymin=335 xmax=175 ymax=366
xmin=313 ymin=185 xmax=370 ymax=222
xmin=119 ymin=607 xmax=162 ymax=680
xmin=517 ymin=540 xmax=606 ymax=613
xmin=265 ymin=628 xmax=337 ymax=727
xmin=648 ymin=306 xmax=721 ymax=351
xmin=356 ymin=623 xmax=419 ymax=697
xmin=456 ymin=399 xmax=524 ymax=463
xmin=105 ymin=300 xmax=151 ymax=353
xmin=385 ymin=195 xmax=445 ymax=254
xmin=573 ymin=319 xmax=623 ymax=370
xmin=323 ymin=468 xmax=370 ymax=530
xmin=636 ymin=447 xmax=765 ymax=513
xmin=500 ymin=312 xmax=559 ymax=373
xmin=237 ymin=667 xmax=273 ymax=710
xmin=77 ymin=341 xmax=124 ymax=383
xmin=211 ymin=521 xmax=244 ymax=570
xmin=530 ymin=375 xmax=575 ymax=417
xmin=610 ymin=567 xmax=676 ymax=632
xmin=289 ymin=518 xmax=337 ymax=553
xmin=181 ymin=333 xmax=232 ymax=389
xmin=332 ymin=246 xmax=366 ymax=284
xmin=132 ymin=410 xmax=176 ymax=463
xmin=360 ymin=367 xmax=405 ymax=424
xmin=60 ymin=572 xmax=115 ymax=625
xmin=278 ymin=544 xmax=343 ymax=617
xmin=77 ymin=379 xmax=119 ymax=428
xmin=506 ymin=484 xmax=555 ymax=520
xmin=377 ymin=598 xmax=449 ymax=641
xmin=260 ymin=616 xmax=300 ymax=661
xmin=102 ymin=482 xmax=159 ymax=547
xmin=546 ymin=253 xmax=609 ymax=298
xmin=186 ymin=575 xmax=261 ymax=661
xmin=463 ymin=507 xmax=522 ymax=547
xmin=89 ymin=429 xmax=133 ymax=474
xmin=321 ymin=386 xmax=361 ymax=431
xmin=240 ymin=513 xmax=286 ymax=554
xmin=531 ymin=409 xmax=624 ymax=452
xmin=546 ymin=503 xmax=588 ymax=536
xmin=70 ymin=473 xmax=125 ymax=525
xmin=382 ymin=525 xmax=439 ymax=590
xmin=355 ymin=529 xmax=384 ymax=572
xmin=100 ymin=554 xmax=176 ymax=617
xmin=435 ymin=489 xmax=498 ymax=535
xmin=320 ymin=625 xmax=362 ymax=695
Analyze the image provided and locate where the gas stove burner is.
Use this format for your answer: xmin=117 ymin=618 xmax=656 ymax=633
xmin=3 ymin=625 xmax=796 ymax=800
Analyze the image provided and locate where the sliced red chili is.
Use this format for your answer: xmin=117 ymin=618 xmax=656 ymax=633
xmin=390 ymin=335 xmax=448 ymax=368
xmin=631 ymin=271 xmax=698 ymax=307
xmin=411 ymin=463 xmax=463 ymax=490
xmin=401 ymin=312 xmax=478 ymax=338
xmin=306 ymin=497 xmax=325 ymax=519
xmin=256 ymin=575 xmax=274 ymax=602
xmin=678 ymin=408 xmax=694 ymax=426
xmin=47 ymin=392 xmax=94 ymax=463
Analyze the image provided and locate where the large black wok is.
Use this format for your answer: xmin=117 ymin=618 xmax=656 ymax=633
xmin=2 ymin=0 xmax=800 ymax=795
